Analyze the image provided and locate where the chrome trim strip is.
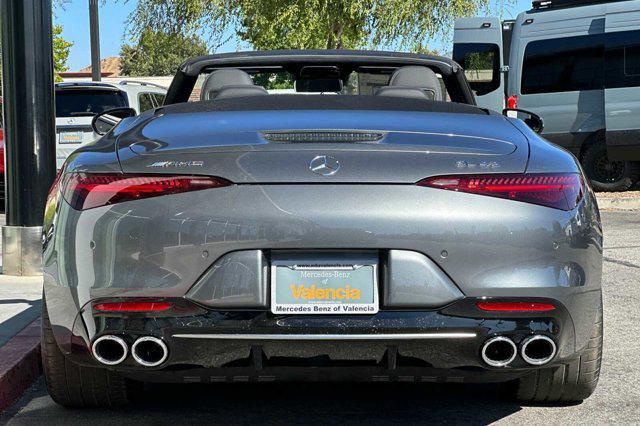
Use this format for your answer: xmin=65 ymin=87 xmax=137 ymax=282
xmin=172 ymin=333 xmax=476 ymax=340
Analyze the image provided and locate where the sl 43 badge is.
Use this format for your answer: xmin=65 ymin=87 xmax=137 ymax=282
xmin=456 ymin=160 xmax=500 ymax=170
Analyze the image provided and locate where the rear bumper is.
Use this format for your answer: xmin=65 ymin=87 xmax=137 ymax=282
xmin=54 ymin=293 xmax=601 ymax=384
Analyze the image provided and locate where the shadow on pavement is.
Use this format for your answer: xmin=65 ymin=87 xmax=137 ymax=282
xmin=0 ymin=298 xmax=42 ymax=347
xmin=5 ymin=380 xmax=546 ymax=425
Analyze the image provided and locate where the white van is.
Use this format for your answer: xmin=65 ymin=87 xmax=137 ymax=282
xmin=454 ymin=0 xmax=640 ymax=191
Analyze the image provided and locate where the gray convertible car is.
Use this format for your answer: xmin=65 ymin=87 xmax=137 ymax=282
xmin=42 ymin=50 xmax=603 ymax=407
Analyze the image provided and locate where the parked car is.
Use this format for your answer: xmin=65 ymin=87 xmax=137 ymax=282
xmin=453 ymin=0 xmax=640 ymax=191
xmin=55 ymin=80 xmax=166 ymax=169
xmin=42 ymin=50 xmax=602 ymax=408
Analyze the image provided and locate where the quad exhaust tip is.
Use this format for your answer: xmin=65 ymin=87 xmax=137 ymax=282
xmin=481 ymin=336 xmax=517 ymax=367
xmin=132 ymin=336 xmax=169 ymax=367
xmin=521 ymin=335 xmax=557 ymax=366
xmin=92 ymin=335 xmax=128 ymax=366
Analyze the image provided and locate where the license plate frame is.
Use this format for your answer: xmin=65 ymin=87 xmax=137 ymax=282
xmin=270 ymin=253 xmax=379 ymax=315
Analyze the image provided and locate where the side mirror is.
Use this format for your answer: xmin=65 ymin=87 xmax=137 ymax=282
xmin=502 ymin=108 xmax=544 ymax=134
xmin=91 ymin=107 xmax=137 ymax=135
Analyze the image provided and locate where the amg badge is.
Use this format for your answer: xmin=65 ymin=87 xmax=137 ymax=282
xmin=146 ymin=161 xmax=204 ymax=168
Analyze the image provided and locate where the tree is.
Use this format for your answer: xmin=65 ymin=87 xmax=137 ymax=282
xmin=53 ymin=25 xmax=73 ymax=82
xmin=0 ymin=24 xmax=71 ymax=96
xmin=121 ymin=28 xmax=209 ymax=76
xmin=127 ymin=0 xmax=491 ymax=51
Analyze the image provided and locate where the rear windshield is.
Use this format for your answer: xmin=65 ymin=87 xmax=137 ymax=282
xmin=55 ymin=89 xmax=128 ymax=117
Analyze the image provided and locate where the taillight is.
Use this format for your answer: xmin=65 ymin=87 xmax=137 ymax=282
xmin=44 ymin=168 xmax=65 ymax=217
xmin=418 ymin=173 xmax=583 ymax=211
xmin=507 ymin=95 xmax=517 ymax=109
xmin=93 ymin=301 xmax=173 ymax=312
xmin=61 ymin=173 xmax=231 ymax=210
xmin=477 ymin=301 xmax=555 ymax=312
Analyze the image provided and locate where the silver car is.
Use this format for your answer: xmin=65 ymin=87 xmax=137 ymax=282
xmin=42 ymin=51 xmax=603 ymax=408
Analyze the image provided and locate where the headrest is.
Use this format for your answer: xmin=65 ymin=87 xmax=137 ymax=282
xmin=201 ymin=69 xmax=255 ymax=100
xmin=374 ymin=87 xmax=437 ymax=100
xmin=214 ymin=85 xmax=269 ymax=100
xmin=377 ymin=66 xmax=443 ymax=101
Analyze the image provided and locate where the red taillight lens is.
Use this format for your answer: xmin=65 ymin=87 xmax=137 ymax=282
xmin=418 ymin=173 xmax=583 ymax=211
xmin=61 ymin=173 xmax=232 ymax=210
xmin=476 ymin=301 xmax=555 ymax=312
xmin=93 ymin=301 xmax=173 ymax=312
xmin=44 ymin=168 xmax=65 ymax=216
xmin=507 ymin=95 xmax=517 ymax=109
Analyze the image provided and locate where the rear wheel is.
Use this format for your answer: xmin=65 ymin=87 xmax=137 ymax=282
xmin=582 ymin=144 xmax=640 ymax=192
xmin=42 ymin=297 xmax=133 ymax=407
xmin=514 ymin=303 xmax=603 ymax=403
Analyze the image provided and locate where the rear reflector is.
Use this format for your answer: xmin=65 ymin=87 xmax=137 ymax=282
xmin=476 ymin=301 xmax=556 ymax=312
xmin=507 ymin=95 xmax=518 ymax=109
xmin=418 ymin=173 xmax=583 ymax=211
xmin=61 ymin=173 xmax=231 ymax=210
xmin=93 ymin=301 xmax=173 ymax=312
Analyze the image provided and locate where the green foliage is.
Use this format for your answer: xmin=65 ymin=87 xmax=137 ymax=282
xmin=121 ymin=28 xmax=209 ymax=76
xmin=127 ymin=0 xmax=491 ymax=52
xmin=53 ymin=25 xmax=73 ymax=82
xmin=251 ymin=72 xmax=294 ymax=90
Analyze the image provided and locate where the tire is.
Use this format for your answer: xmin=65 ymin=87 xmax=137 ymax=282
xmin=515 ymin=303 xmax=603 ymax=403
xmin=581 ymin=144 xmax=640 ymax=192
xmin=42 ymin=297 xmax=133 ymax=407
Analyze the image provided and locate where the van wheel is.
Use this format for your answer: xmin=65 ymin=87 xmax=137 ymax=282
xmin=514 ymin=302 xmax=603 ymax=403
xmin=582 ymin=144 xmax=640 ymax=191
xmin=42 ymin=296 xmax=133 ymax=407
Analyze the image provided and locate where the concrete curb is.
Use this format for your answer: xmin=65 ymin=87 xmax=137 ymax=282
xmin=0 ymin=318 xmax=41 ymax=412
xmin=596 ymin=195 xmax=640 ymax=210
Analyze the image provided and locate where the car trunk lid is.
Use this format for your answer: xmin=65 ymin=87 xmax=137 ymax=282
xmin=117 ymin=109 xmax=529 ymax=183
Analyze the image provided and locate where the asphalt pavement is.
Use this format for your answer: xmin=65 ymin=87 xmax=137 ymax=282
xmin=1 ymin=210 xmax=639 ymax=425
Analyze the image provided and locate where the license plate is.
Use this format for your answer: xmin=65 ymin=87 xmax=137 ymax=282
xmin=271 ymin=255 xmax=379 ymax=315
xmin=58 ymin=131 xmax=84 ymax=144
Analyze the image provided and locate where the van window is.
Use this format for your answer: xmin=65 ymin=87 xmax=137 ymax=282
xmin=138 ymin=93 xmax=155 ymax=112
xmin=453 ymin=43 xmax=501 ymax=96
xmin=151 ymin=93 xmax=166 ymax=107
xmin=605 ymin=30 xmax=640 ymax=89
xmin=521 ymin=34 xmax=604 ymax=94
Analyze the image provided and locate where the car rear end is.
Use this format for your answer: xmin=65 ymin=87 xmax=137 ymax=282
xmin=42 ymin=101 xmax=603 ymax=395
xmin=55 ymin=83 xmax=129 ymax=169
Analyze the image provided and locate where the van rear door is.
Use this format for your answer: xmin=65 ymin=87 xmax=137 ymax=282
xmin=453 ymin=17 xmax=504 ymax=111
xmin=604 ymin=5 xmax=640 ymax=161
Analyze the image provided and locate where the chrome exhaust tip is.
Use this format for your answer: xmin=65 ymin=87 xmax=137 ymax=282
xmin=481 ymin=336 xmax=517 ymax=367
xmin=131 ymin=336 xmax=169 ymax=367
xmin=92 ymin=335 xmax=128 ymax=365
xmin=521 ymin=335 xmax=556 ymax=366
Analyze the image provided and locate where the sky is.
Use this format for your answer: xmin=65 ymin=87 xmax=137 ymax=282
xmin=55 ymin=0 xmax=533 ymax=72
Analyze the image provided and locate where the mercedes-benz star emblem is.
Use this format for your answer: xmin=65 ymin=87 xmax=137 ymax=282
xmin=309 ymin=155 xmax=340 ymax=176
